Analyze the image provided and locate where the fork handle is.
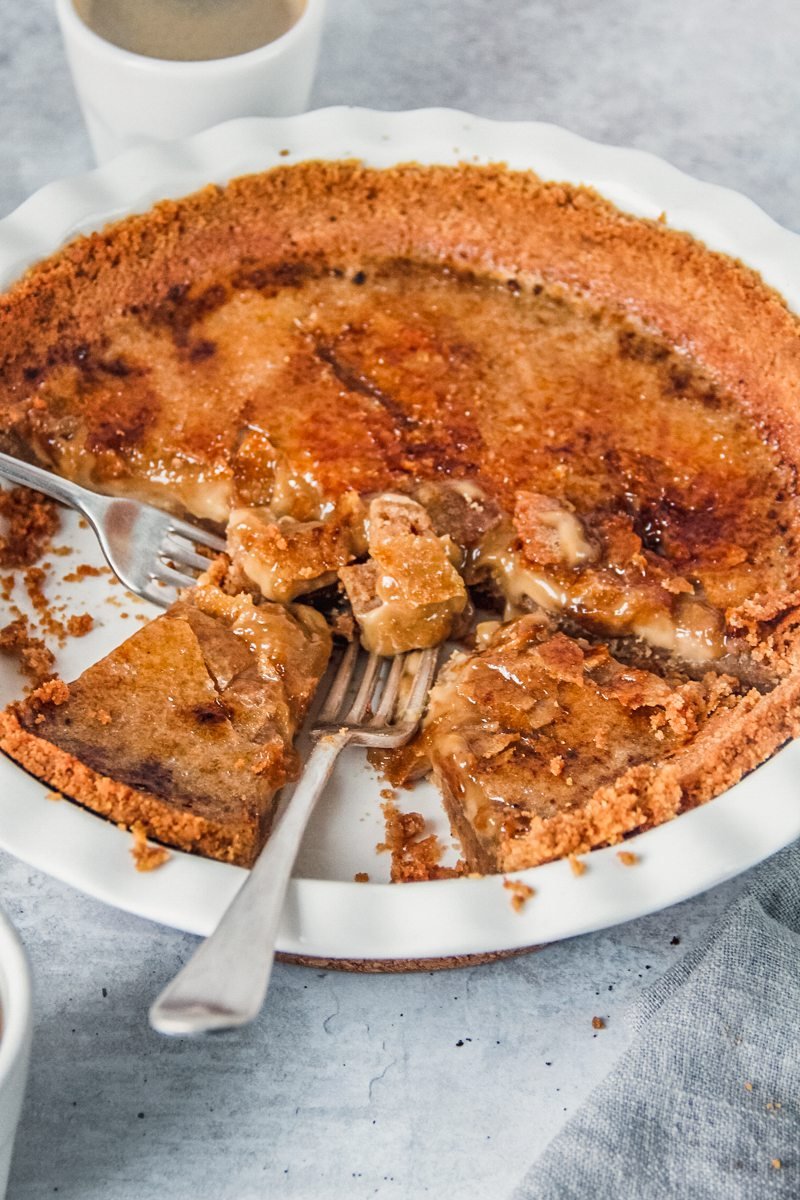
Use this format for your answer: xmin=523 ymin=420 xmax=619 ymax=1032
xmin=148 ymin=731 xmax=351 ymax=1036
xmin=0 ymin=450 xmax=106 ymax=516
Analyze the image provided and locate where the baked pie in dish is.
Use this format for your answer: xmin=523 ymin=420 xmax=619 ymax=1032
xmin=1 ymin=160 xmax=799 ymax=873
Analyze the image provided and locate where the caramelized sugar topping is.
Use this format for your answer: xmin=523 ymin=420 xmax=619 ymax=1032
xmin=7 ymin=255 xmax=798 ymax=657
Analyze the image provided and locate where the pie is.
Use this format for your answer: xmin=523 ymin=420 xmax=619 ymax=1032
xmin=1 ymin=160 xmax=800 ymax=873
xmin=0 ymin=576 xmax=331 ymax=864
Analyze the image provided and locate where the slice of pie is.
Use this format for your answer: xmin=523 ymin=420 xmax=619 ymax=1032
xmin=2 ymin=160 xmax=800 ymax=873
xmin=0 ymin=580 xmax=331 ymax=865
xmin=387 ymin=616 xmax=800 ymax=872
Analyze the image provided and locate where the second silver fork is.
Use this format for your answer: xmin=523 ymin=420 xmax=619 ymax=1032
xmin=149 ymin=641 xmax=438 ymax=1036
xmin=0 ymin=450 xmax=225 ymax=605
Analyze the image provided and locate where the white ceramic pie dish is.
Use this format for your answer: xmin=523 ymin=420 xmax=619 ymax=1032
xmin=1 ymin=107 xmax=799 ymax=962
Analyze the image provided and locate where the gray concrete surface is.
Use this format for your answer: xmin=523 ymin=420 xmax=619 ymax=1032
xmin=1 ymin=1 xmax=798 ymax=1197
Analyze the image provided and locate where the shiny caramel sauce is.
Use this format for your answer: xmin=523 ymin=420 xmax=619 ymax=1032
xmin=20 ymin=258 xmax=800 ymax=657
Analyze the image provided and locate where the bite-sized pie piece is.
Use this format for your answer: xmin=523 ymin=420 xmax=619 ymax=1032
xmin=339 ymin=493 xmax=468 ymax=655
xmin=0 ymin=581 xmax=331 ymax=865
xmin=390 ymin=615 xmax=800 ymax=873
xmin=227 ymin=489 xmax=366 ymax=602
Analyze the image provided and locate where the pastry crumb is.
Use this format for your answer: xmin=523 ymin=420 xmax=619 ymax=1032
xmin=378 ymin=800 xmax=464 ymax=882
xmin=66 ymin=613 xmax=94 ymax=637
xmin=592 ymin=1016 xmax=605 ymax=1030
xmin=0 ymin=616 xmax=55 ymax=683
xmin=617 ymin=850 xmax=639 ymax=866
xmin=0 ymin=487 xmax=60 ymax=567
xmin=63 ymin=564 xmax=105 ymax=582
xmin=353 ymin=872 xmax=370 ymax=883
xmin=31 ymin=677 xmax=69 ymax=706
xmin=45 ymin=789 xmax=62 ymax=802
xmin=568 ymin=854 xmax=586 ymax=877
xmin=130 ymin=822 xmax=171 ymax=872
xmin=503 ymin=878 xmax=535 ymax=912
xmin=771 ymin=1159 xmax=782 ymax=1170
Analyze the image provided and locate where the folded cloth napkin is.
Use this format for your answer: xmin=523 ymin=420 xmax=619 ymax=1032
xmin=512 ymin=842 xmax=800 ymax=1199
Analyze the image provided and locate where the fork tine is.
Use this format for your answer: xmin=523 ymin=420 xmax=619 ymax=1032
xmin=343 ymin=652 xmax=381 ymax=724
xmin=317 ymin=641 xmax=360 ymax=723
xmin=166 ymin=517 xmax=227 ymax=554
xmin=140 ymin=580 xmax=173 ymax=609
xmin=369 ymin=653 xmax=406 ymax=727
xmin=161 ymin=534 xmax=215 ymax=574
xmin=397 ymin=647 xmax=439 ymax=725
xmin=150 ymin=561 xmax=196 ymax=591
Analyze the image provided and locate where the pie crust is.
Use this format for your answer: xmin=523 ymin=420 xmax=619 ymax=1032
xmin=0 ymin=581 xmax=330 ymax=865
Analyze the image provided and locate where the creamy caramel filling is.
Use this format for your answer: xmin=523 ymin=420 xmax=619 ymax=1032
xmin=428 ymin=730 xmax=506 ymax=840
xmin=50 ymin=439 xmax=234 ymax=524
xmin=633 ymin=596 xmax=725 ymax=663
xmin=474 ymin=522 xmax=570 ymax=614
xmin=471 ymin=516 xmax=726 ymax=664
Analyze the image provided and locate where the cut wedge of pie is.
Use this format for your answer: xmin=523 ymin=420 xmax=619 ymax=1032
xmin=385 ymin=616 xmax=800 ymax=873
xmin=0 ymin=580 xmax=331 ymax=865
xmin=2 ymin=160 xmax=800 ymax=872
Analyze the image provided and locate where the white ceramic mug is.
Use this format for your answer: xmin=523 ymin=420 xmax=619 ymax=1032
xmin=55 ymin=0 xmax=326 ymax=163
xmin=0 ymin=910 xmax=32 ymax=1200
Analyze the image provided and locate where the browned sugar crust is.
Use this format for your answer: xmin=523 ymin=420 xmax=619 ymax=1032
xmin=2 ymin=162 xmax=800 ymax=524
xmin=3 ymin=159 xmax=800 ymax=448
xmin=2 ymin=164 xmax=799 ymax=659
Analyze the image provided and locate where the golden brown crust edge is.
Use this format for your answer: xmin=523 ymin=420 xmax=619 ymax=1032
xmin=0 ymin=710 xmax=264 ymax=866
xmin=489 ymin=676 xmax=800 ymax=872
xmin=3 ymin=161 xmax=800 ymax=466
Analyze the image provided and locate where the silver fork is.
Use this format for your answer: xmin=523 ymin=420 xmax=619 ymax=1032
xmin=0 ymin=450 xmax=226 ymax=605
xmin=149 ymin=641 xmax=439 ymax=1036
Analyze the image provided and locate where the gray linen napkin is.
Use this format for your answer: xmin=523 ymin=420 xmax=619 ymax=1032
xmin=512 ymin=842 xmax=800 ymax=1199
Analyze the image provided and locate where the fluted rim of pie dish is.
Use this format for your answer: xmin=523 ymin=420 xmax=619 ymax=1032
xmin=1 ymin=107 xmax=799 ymax=960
